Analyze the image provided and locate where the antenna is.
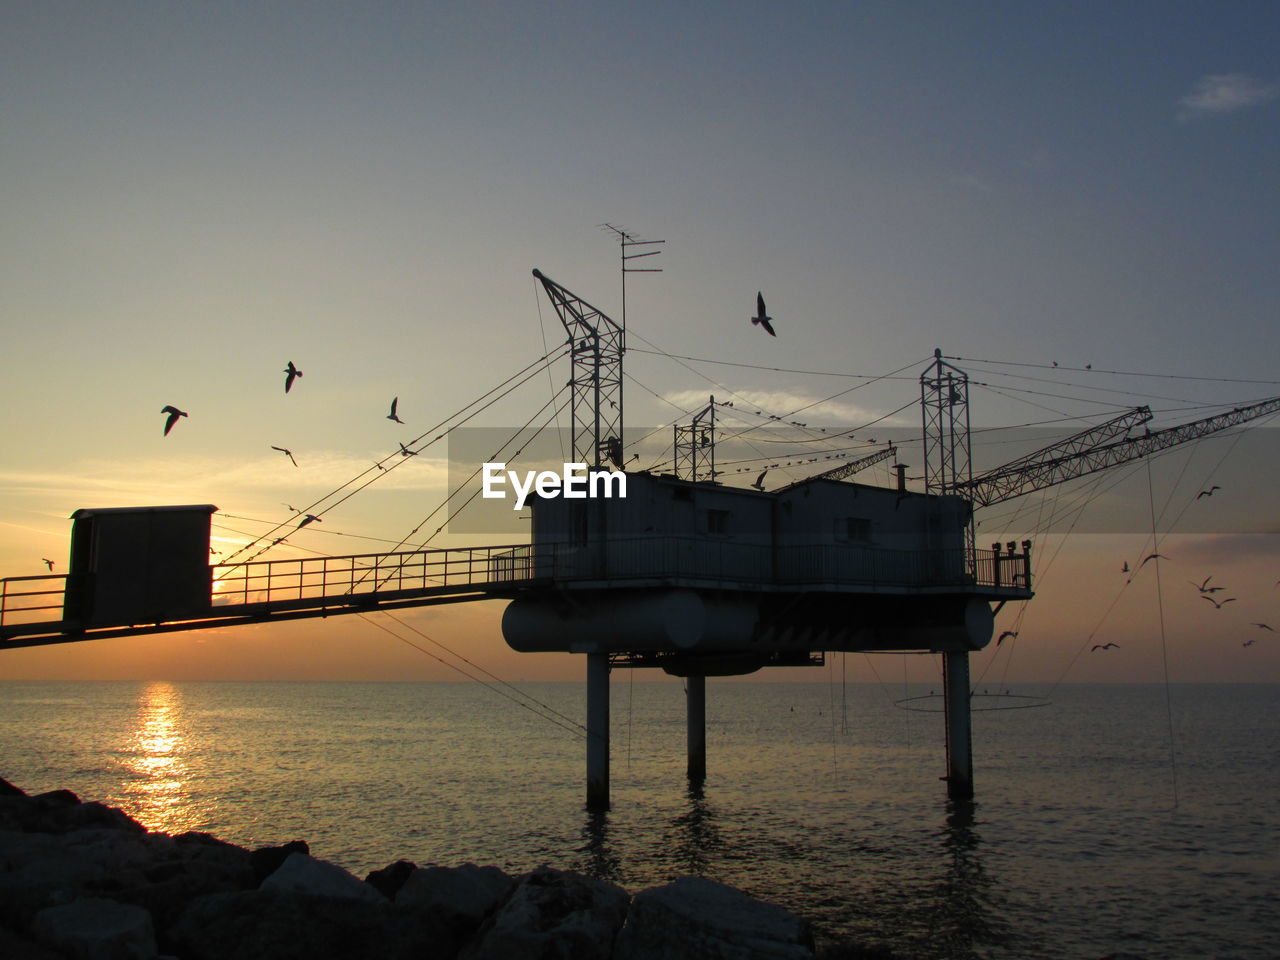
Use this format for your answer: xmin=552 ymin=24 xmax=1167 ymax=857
xmin=600 ymin=223 xmax=664 ymax=333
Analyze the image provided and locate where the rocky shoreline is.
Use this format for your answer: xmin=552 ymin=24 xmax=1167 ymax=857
xmin=0 ymin=777 xmax=836 ymax=959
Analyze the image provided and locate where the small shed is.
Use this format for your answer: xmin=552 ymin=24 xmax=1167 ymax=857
xmin=64 ymin=505 xmax=217 ymax=627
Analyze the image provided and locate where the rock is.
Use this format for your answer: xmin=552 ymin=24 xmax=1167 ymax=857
xmin=0 ymin=924 xmax=65 ymax=959
xmin=32 ymin=896 xmax=157 ymax=960
xmin=461 ymin=865 xmax=628 ymax=960
xmin=260 ymin=852 xmax=384 ymax=902
xmin=614 ymin=876 xmax=815 ymax=960
xmin=395 ymin=863 xmax=515 ymax=933
xmin=0 ymin=788 xmax=145 ymax=835
xmin=0 ymin=829 xmax=113 ymax=930
xmin=249 ymin=839 xmax=309 ymax=885
xmin=0 ymin=776 xmax=27 ymax=797
xmin=167 ymin=890 xmax=457 ymax=960
xmin=365 ymin=859 xmax=417 ymax=900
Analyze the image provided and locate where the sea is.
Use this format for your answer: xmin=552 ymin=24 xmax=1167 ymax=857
xmin=1 ymin=679 xmax=1276 ymax=960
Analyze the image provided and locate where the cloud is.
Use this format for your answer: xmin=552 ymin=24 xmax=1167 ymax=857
xmin=662 ymin=389 xmax=907 ymax=427
xmin=1178 ymin=73 xmax=1278 ymax=120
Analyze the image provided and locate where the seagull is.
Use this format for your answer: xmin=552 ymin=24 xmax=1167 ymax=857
xmin=398 ymin=442 xmax=418 ymax=457
xmin=997 ymin=630 xmax=1018 ymax=646
xmin=271 ymin=445 xmax=298 ymax=467
xmin=1242 ymin=639 xmax=1256 ymax=647
xmin=1138 ymin=553 xmax=1166 ymax=569
xmin=750 ymin=292 xmax=776 ymax=337
xmin=283 ymin=361 xmax=303 ymax=393
xmin=160 ymin=405 xmax=188 ymax=436
xmin=387 ymin=397 xmax=404 ymax=424
xmin=1190 ymin=576 xmax=1226 ymax=594
xmin=282 ymin=502 xmax=300 ymax=513
xmin=297 ymin=514 xmax=322 ymax=529
xmin=1091 ymin=642 xmax=1119 ymax=651
xmin=751 ymin=469 xmax=768 ymax=492
xmin=41 ymin=558 xmax=54 ymax=571
xmin=1200 ymin=596 xmax=1236 ymax=609
xmin=1252 ymin=622 xmax=1274 ymax=631
xmin=1196 ymin=486 xmax=1221 ymax=499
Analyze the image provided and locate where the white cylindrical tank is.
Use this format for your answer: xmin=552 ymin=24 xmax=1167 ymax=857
xmin=502 ymin=589 xmax=759 ymax=655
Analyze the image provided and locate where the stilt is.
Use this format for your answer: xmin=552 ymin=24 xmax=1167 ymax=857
xmin=686 ymin=674 xmax=706 ymax=781
xmin=942 ymin=650 xmax=973 ymax=800
xmin=586 ymin=652 xmax=610 ymax=810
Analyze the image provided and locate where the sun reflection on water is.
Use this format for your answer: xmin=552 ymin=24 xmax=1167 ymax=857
xmin=115 ymin=681 xmax=205 ymax=834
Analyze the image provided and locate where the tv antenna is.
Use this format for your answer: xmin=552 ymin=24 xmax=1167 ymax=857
xmin=600 ymin=223 xmax=663 ymax=333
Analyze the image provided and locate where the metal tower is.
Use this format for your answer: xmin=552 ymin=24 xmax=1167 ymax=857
xmin=674 ymin=397 xmax=717 ymax=482
xmin=920 ymin=349 xmax=973 ymax=495
xmin=532 ymin=269 xmax=624 ymax=469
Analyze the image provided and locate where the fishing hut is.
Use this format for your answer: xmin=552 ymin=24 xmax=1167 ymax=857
xmin=4 ymin=263 xmax=1276 ymax=811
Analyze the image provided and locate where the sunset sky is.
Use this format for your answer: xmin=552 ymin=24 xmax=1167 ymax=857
xmin=2 ymin=2 xmax=1277 ymax=685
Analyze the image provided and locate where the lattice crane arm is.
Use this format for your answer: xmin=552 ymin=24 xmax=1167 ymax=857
xmin=801 ymin=445 xmax=897 ymax=484
xmin=958 ymin=396 xmax=1280 ymax=507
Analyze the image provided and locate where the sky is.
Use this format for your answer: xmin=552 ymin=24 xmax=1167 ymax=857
xmin=1 ymin=1 xmax=1278 ymax=685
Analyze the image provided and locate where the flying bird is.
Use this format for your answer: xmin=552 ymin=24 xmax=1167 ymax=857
xmin=297 ymin=514 xmax=322 ymax=529
xmin=387 ymin=397 xmax=404 ymax=424
xmin=1138 ymin=553 xmax=1166 ymax=569
xmin=41 ymin=558 xmax=54 ymax=571
xmin=399 ymin=442 xmax=418 ymax=457
xmin=282 ymin=502 xmax=300 ymax=513
xmin=1242 ymin=639 xmax=1256 ymax=647
xmin=996 ymin=630 xmax=1018 ymax=646
xmin=1196 ymin=486 xmax=1221 ymax=499
xmin=283 ymin=361 xmax=303 ymax=394
xmin=750 ymin=292 xmax=776 ymax=337
xmin=1200 ymin=596 xmax=1236 ymax=609
xmin=1091 ymin=642 xmax=1120 ymax=651
xmin=271 ymin=446 xmax=298 ymax=467
xmin=1190 ymin=576 xmax=1226 ymax=594
xmin=1252 ymin=622 xmax=1274 ymax=631
xmin=160 ymin=405 xmax=188 ymax=436
xmin=751 ymin=469 xmax=768 ymax=492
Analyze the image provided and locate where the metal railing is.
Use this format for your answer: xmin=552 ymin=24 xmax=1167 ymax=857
xmin=1 ymin=540 xmax=1031 ymax=632
xmin=0 ymin=574 xmax=69 ymax=627
xmin=211 ymin=543 xmax=534 ymax=608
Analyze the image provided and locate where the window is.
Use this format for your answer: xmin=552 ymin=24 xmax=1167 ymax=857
xmin=705 ymin=509 xmax=730 ymax=536
xmin=836 ymin=517 xmax=871 ymax=543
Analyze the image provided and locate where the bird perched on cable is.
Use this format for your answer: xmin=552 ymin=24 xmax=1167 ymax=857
xmin=1200 ymin=595 xmax=1236 ymax=609
xmin=297 ymin=514 xmax=322 ymax=529
xmin=1196 ymin=486 xmax=1221 ymax=499
xmin=283 ymin=361 xmax=303 ymax=394
xmin=1091 ymin=642 xmax=1119 ymax=651
xmin=271 ymin=446 xmax=298 ymax=467
xmin=751 ymin=469 xmax=768 ymax=492
xmin=160 ymin=405 xmax=188 ymax=436
xmin=41 ymin=558 xmax=54 ymax=571
xmin=1121 ymin=561 xmax=1130 ymax=573
xmin=387 ymin=397 xmax=404 ymax=424
xmin=750 ymin=292 xmax=776 ymax=337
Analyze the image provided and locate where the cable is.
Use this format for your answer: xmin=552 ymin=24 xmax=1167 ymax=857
xmin=362 ymin=613 xmax=586 ymax=739
xmin=217 ymin=348 xmax=567 ymax=570
xmin=944 ymin=354 xmax=1280 ymax=386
